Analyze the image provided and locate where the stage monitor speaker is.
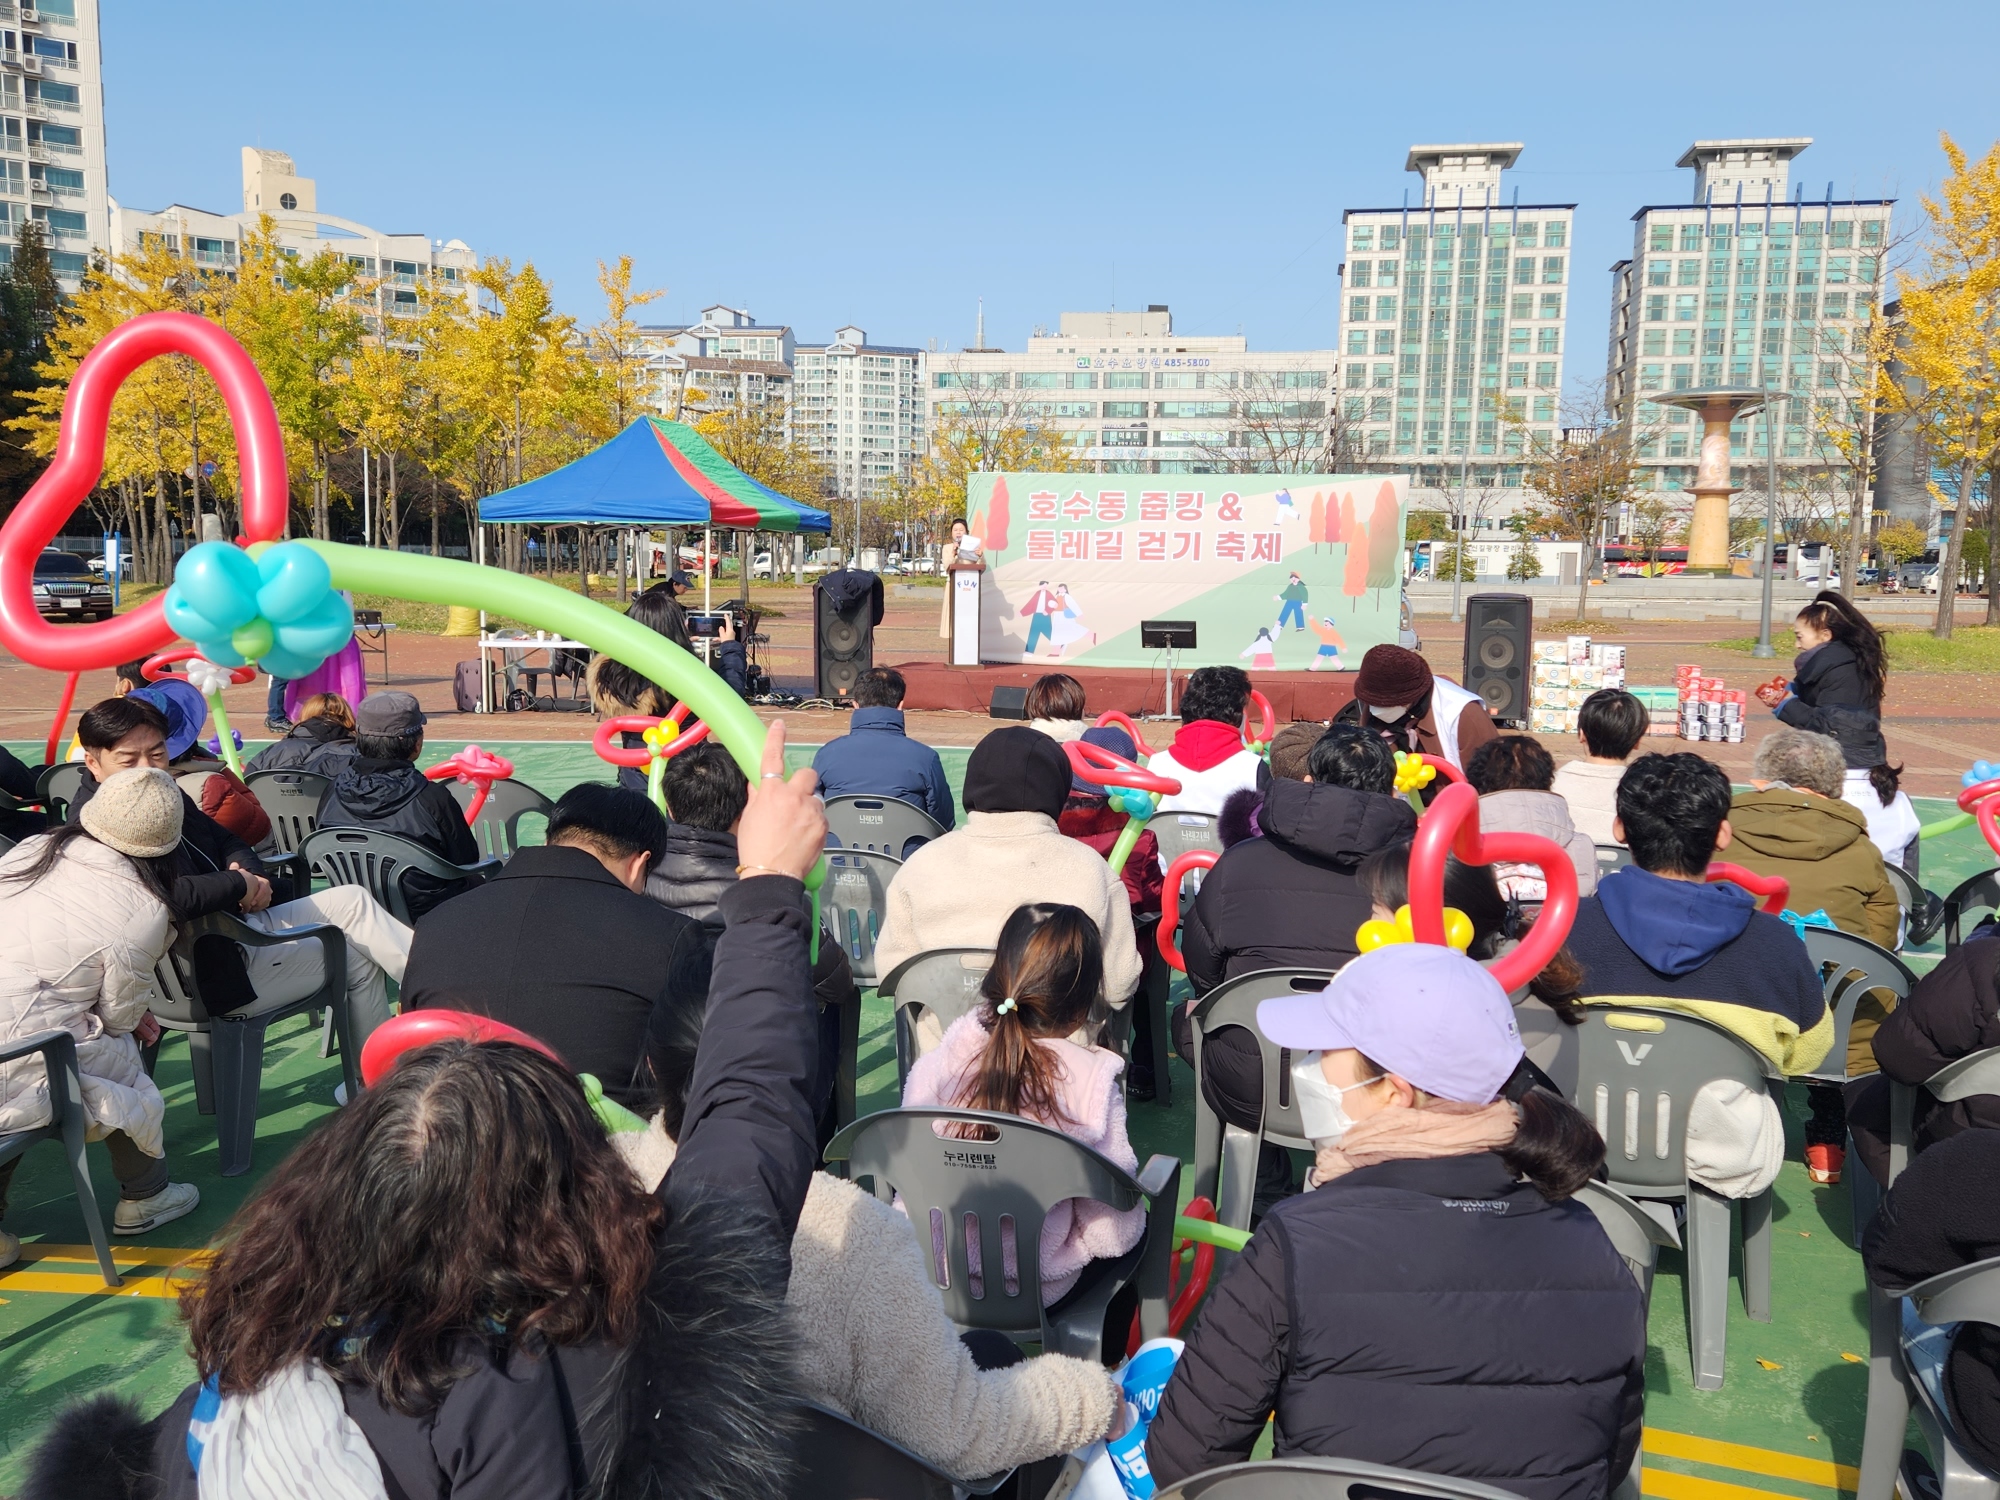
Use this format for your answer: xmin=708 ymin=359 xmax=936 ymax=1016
xmin=814 ymin=584 xmax=876 ymax=700
xmin=1462 ymin=593 xmax=1532 ymax=724
xmin=988 ymin=686 xmax=1029 ymax=720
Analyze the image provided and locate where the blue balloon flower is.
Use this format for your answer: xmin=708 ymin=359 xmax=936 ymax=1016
xmin=163 ymin=541 xmax=354 ymax=681
xmin=1969 ymin=761 xmax=2000 ymax=788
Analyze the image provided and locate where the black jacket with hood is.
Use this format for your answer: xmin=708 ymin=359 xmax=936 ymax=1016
xmin=1776 ymin=639 xmax=1886 ymax=768
xmin=317 ymin=755 xmax=483 ymax=918
xmin=1147 ymin=1152 xmax=1647 ymax=1500
xmin=71 ymin=771 xmax=277 ymax=920
xmin=1181 ymin=775 xmax=1417 ymax=995
xmin=23 ymin=874 xmax=823 ymax=1500
xmin=243 ymin=715 xmax=359 ymax=777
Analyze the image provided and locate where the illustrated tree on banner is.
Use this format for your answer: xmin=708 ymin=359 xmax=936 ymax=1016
xmin=1308 ymin=491 xmax=1326 ymax=550
xmin=972 ymin=474 xmax=1010 ymax=553
xmin=1324 ymin=489 xmax=1345 ymax=546
xmin=1342 ymin=513 xmax=1371 ymax=600
xmin=1366 ymin=482 xmax=1401 ymax=600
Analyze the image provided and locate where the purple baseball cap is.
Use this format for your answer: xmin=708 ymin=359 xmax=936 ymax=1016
xmin=1257 ymin=945 xmax=1524 ymax=1104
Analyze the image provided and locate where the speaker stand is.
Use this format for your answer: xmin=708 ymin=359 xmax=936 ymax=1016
xmin=1143 ymin=648 xmax=1180 ymax=722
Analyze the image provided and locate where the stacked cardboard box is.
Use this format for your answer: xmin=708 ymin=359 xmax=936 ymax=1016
xmin=1627 ymin=685 xmax=1682 ymax=737
xmin=1674 ymin=664 xmax=1746 ymax=743
xmin=1527 ymin=636 xmax=1628 ymax=734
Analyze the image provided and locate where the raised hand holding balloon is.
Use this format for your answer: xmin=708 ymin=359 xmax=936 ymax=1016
xmin=1064 ymin=737 xmax=1182 ymax=876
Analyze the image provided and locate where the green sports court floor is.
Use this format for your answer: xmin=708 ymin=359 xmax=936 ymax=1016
xmin=1 ymin=740 xmax=1995 ymax=1493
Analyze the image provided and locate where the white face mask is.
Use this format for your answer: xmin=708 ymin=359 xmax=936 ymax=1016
xmin=1367 ymin=702 xmax=1409 ymax=721
xmin=1289 ymin=1051 xmax=1386 ymax=1145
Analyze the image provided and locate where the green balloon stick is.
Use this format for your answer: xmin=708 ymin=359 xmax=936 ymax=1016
xmin=1106 ymin=815 xmax=1146 ymax=877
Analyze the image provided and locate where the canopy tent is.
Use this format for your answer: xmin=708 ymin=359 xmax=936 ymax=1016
xmin=477 ymin=416 xmax=832 ymax=532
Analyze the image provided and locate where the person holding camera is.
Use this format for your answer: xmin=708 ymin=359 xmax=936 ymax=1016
xmin=589 ymin=588 xmax=750 ymax=794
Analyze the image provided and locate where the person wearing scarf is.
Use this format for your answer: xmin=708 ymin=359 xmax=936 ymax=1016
xmin=1146 ymin=945 xmax=1645 ymax=1500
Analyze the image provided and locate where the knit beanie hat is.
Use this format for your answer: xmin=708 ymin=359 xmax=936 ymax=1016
xmin=1071 ymin=724 xmax=1137 ymax=796
xmin=1353 ymin=644 xmax=1434 ymax=709
xmin=79 ymin=767 xmax=183 ymax=859
xmin=964 ymin=726 xmax=1071 ymax=820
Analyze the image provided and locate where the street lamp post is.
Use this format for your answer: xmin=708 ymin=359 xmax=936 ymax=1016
xmin=1752 ymin=394 xmax=1784 ymax=660
xmin=1451 ymin=448 xmax=1471 ymax=624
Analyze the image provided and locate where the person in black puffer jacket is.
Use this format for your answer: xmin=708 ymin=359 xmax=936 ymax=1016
xmin=1764 ymin=592 xmax=1890 ymax=769
xmin=1148 ymin=945 xmax=1645 ymax=1500
xmin=242 ymin=692 xmax=359 ymax=777
xmin=315 ymin=693 xmax=482 ymax=920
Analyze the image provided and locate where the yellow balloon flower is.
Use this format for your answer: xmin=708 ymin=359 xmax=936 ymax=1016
xmin=1352 ymin=903 xmax=1474 ymax=954
xmin=1392 ymin=751 xmax=1437 ymax=795
xmin=642 ymin=720 xmax=681 ymax=752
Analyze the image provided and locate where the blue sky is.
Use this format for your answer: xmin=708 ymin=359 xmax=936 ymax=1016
xmin=105 ymin=1 xmax=2000 ymax=393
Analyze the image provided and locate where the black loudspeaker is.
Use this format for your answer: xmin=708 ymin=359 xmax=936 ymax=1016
xmin=1462 ymin=593 xmax=1532 ymax=724
xmin=989 ymin=686 xmax=1029 ymax=719
xmin=815 ymin=579 xmax=877 ymax=700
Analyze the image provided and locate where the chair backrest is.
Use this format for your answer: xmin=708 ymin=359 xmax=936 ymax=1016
xmin=1594 ymin=843 xmax=1633 ymax=878
xmin=824 ymin=1106 xmax=1150 ymax=1341
xmin=1887 ymin=1047 xmax=2000 ymax=1185
xmin=1884 ymin=862 xmax=1927 ymax=920
xmin=1159 ymin=1455 xmax=1532 ymax=1500
xmin=0 ymin=832 xmax=13 ymax=856
xmin=36 ymin=761 xmax=88 ymax=822
xmin=822 ymin=848 xmax=903 ymax=985
xmin=1574 ymin=1178 xmax=1680 ymax=1297
xmin=243 ymin=769 xmax=332 ymax=857
xmin=1799 ymin=926 xmax=1918 ymax=1085
xmin=879 ymin=947 xmax=996 ymax=1034
xmin=1901 ymin=1253 xmax=2000 ymax=1331
xmin=790 ymin=1400 xmax=967 ymax=1500
xmin=1190 ymin=968 xmax=1340 ymax=1152
xmin=1148 ymin=810 xmax=1222 ymax=868
xmin=1570 ymin=1005 xmax=1778 ymax=1195
xmin=447 ymin=776 xmax=553 ymax=860
xmin=823 ymin=795 xmax=945 ymax=861
xmin=301 ymin=827 xmax=491 ymax=926
xmin=1944 ymin=869 xmax=2000 ymax=952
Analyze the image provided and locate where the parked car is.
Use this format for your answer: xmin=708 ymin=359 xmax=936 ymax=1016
xmin=1399 ymin=590 xmax=1422 ymax=652
xmin=33 ymin=549 xmax=114 ymax=621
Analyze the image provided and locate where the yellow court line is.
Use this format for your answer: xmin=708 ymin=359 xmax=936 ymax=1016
xmin=17 ymin=1243 xmax=208 ymax=1268
xmin=1643 ymin=1470 xmax=1817 ymax=1500
xmin=1645 ymin=1427 xmax=1859 ymax=1492
xmin=0 ymin=1267 xmax=185 ymax=1299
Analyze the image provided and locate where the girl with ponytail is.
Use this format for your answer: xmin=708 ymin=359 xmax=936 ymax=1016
xmin=902 ymin=903 xmax=1146 ymax=1305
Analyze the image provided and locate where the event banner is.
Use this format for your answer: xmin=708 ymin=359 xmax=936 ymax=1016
xmin=964 ymin=472 xmax=1409 ymax=671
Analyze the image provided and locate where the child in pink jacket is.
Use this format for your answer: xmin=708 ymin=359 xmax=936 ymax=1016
xmin=903 ymin=901 xmax=1145 ymax=1304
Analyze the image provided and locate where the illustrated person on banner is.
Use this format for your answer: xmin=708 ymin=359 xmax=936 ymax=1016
xmin=1275 ymin=572 xmax=1309 ymax=632
xmin=1048 ymin=584 xmax=1095 ymax=660
xmin=1021 ymin=580 xmax=1061 ymax=657
xmin=1309 ymin=615 xmax=1347 ymax=672
xmin=1240 ymin=626 xmax=1277 ymax=672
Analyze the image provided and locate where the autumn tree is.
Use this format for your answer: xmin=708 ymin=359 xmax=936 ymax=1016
xmin=1517 ymin=387 xmax=1645 ymax=621
xmin=1876 ymin=134 xmax=2000 ymax=636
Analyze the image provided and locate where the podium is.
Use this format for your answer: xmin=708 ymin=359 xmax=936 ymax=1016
xmin=946 ymin=559 xmax=984 ymax=668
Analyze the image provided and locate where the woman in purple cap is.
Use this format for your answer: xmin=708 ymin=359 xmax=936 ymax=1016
xmin=1147 ymin=943 xmax=1644 ymax=1500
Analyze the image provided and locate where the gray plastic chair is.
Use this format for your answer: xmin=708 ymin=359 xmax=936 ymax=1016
xmin=1944 ymin=870 xmax=2000 ymax=953
xmin=35 ymin=760 xmax=87 ymax=823
xmin=0 ymin=831 xmax=14 ymax=855
xmin=1187 ymin=967 xmax=1339 ymax=1232
xmin=824 ymin=848 xmax=902 ymax=987
xmin=1886 ymin=1047 xmax=2000 ymax=1187
xmin=824 ymin=795 xmax=946 ymax=861
xmin=0 ymin=1029 xmax=120 ymax=1285
xmin=1858 ymin=1253 xmax=2000 ymax=1500
xmin=1572 ymin=1004 xmax=1780 ymax=1391
xmin=824 ymin=1105 xmax=1181 ymax=1363
xmin=1576 ymin=1177 xmax=1682 ymax=1308
xmin=149 ymin=910 xmax=355 ymax=1176
xmin=299 ymin=827 xmax=501 ymax=926
xmin=1157 ymin=1455 xmax=1532 ymax=1500
xmin=879 ymin=947 xmax=996 ymax=1088
xmin=1148 ymin=811 xmax=1222 ymax=900
xmin=790 ymin=1399 xmax=1011 ymax=1500
xmin=447 ymin=776 xmax=553 ymax=860
xmin=1594 ymin=843 xmax=1634 ymax=878
xmin=1130 ymin=913 xmax=1175 ymax=1107
xmin=244 ymin=769 xmax=331 ymax=864
xmin=1886 ymin=863 xmax=1949 ymax=949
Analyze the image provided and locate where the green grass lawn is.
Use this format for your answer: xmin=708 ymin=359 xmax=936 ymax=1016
xmin=1713 ymin=625 xmax=2000 ymax=673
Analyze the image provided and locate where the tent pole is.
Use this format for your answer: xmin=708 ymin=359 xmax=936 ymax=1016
xmin=704 ymin=526 xmax=712 ymax=614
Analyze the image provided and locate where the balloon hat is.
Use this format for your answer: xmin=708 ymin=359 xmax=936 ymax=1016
xmin=424 ymin=744 xmax=515 ymax=824
xmin=593 ymin=699 xmax=713 ymax=814
xmin=1064 ymin=735 xmax=1181 ymax=876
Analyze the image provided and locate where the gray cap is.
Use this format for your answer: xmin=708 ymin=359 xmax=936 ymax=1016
xmin=354 ymin=690 xmax=426 ymax=737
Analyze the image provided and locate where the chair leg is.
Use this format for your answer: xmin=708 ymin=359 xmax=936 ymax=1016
xmin=1148 ymin=966 xmax=1173 ymax=1110
xmin=1215 ymin=1124 xmax=1262 ymax=1234
xmin=210 ymin=1017 xmax=271 ymax=1178
xmin=1856 ymin=1285 xmax=1912 ymax=1500
xmin=56 ymin=1086 xmax=120 ymax=1287
xmin=894 ymin=1006 xmax=914 ymax=1094
xmin=1192 ymin=1086 xmax=1223 ymax=1206
xmin=326 ymin=992 xmax=361 ymax=1106
xmin=1742 ymin=1186 xmax=1773 ymax=1323
xmin=186 ymin=1028 xmax=216 ymax=1115
xmin=319 ymin=1007 xmax=337 ymax=1060
xmin=836 ymin=990 xmax=861 ymax=1129
xmin=1849 ymin=1132 xmax=1884 ymax=1249
xmin=1686 ymin=1182 xmax=1734 ymax=1390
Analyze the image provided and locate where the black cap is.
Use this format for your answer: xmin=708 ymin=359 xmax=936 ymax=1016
xmin=964 ymin=727 xmax=1072 ymax=820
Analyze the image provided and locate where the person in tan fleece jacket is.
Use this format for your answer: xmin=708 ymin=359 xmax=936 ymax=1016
xmin=873 ymin=727 xmax=1141 ymax=1052
xmin=622 ymin=979 xmax=1119 ymax=1481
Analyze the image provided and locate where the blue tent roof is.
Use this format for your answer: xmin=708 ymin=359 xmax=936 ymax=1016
xmin=478 ymin=417 xmax=832 ymax=532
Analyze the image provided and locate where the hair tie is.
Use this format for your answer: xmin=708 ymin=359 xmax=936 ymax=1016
xmin=995 ymin=996 xmax=1017 ymax=1016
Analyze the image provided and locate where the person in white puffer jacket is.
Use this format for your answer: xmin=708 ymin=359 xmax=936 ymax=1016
xmin=0 ymin=767 xmax=203 ymax=1269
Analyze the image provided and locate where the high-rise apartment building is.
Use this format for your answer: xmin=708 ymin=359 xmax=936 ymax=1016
xmin=1341 ymin=144 xmax=1576 ymax=515
xmin=110 ymin=149 xmax=478 ymax=322
xmin=923 ymin=307 xmax=1338 ymax=476
xmin=794 ymin=326 xmax=925 ymax=500
xmin=0 ymin=0 xmax=107 ymax=288
xmin=1604 ymin=139 xmax=1893 ymax=500
xmin=635 ymin=306 xmax=795 ymax=422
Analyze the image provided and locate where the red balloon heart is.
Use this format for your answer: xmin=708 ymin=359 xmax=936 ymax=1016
xmin=359 ymin=1009 xmax=563 ymax=1087
xmin=1242 ymin=690 xmax=1275 ymax=750
xmin=1092 ymin=709 xmax=1156 ymax=759
xmin=1959 ymin=776 xmax=2000 ymax=859
xmin=1066 ymin=737 xmax=1182 ymax=797
xmin=1158 ymin=849 xmax=1220 ymax=973
xmin=0 ymin=312 xmax=289 ymax=672
xmin=1704 ymin=862 xmax=1790 ymax=914
xmin=1407 ymin=781 xmax=1577 ymax=994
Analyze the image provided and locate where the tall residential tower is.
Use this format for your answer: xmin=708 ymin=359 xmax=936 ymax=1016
xmin=1 ymin=0 xmax=107 ymax=287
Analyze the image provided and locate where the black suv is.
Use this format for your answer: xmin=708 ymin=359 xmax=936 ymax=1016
xmin=34 ymin=549 xmax=114 ymax=621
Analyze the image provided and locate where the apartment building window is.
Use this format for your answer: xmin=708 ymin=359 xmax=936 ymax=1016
xmin=1647 ymin=259 xmax=1670 ymax=287
xmin=1506 ymin=361 xmax=1528 ymax=389
xmin=1346 ymin=330 xmax=1368 ymax=355
xmin=1374 ymin=296 xmax=1396 ymax=320
xmin=1517 ymin=224 xmax=1539 ymax=248
xmin=1540 ymin=294 xmax=1562 ymax=320
xmin=1537 ymin=328 xmax=1559 ymax=354
xmin=1638 ymin=363 xmax=1662 ymax=391
xmin=1374 ymin=330 xmax=1395 ymax=354
xmin=1513 ymin=257 xmax=1534 ymax=285
xmin=1541 ymin=257 xmax=1565 ymax=285
xmin=1102 ymin=401 xmax=1146 ymax=419
xmin=28 ymin=36 xmax=76 ymax=65
xmin=1649 ymin=225 xmax=1673 ymax=252
xmin=27 ymin=120 xmax=79 ymax=152
xmin=1064 ymin=371 xmax=1096 ymax=389
xmin=1103 ymin=371 xmax=1146 ymax=389
xmin=1679 ymin=225 xmax=1701 ymax=251
xmin=1533 ymin=362 xmax=1556 ymax=389
xmin=33 ymin=79 xmax=78 ymax=110
xmin=1352 ymin=225 xmax=1375 ymax=250
xmin=1016 ymin=372 xmax=1058 ymax=388
xmin=32 ymin=163 xmax=80 ymax=192
xmin=1349 ymin=261 xmax=1371 ymax=288
xmin=1670 ymin=363 xmax=1693 ymax=390
xmin=1510 ymin=294 xmax=1532 ymax=320
xmin=1348 ymin=296 xmax=1370 ymax=323
xmin=1672 ymin=294 xmax=1697 ymax=322
xmin=1345 ymin=366 xmax=1367 ymax=389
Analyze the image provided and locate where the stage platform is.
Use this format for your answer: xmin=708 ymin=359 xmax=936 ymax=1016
xmin=891 ymin=661 xmax=1360 ymax=721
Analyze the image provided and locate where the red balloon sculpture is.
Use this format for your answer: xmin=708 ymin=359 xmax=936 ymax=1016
xmin=1242 ymin=690 xmax=1276 ymax=752
xmin=359 ymin=1009 xmax=562 ymax=1088
xmin=1158 ymin=849 xmax=1220 ymax=973
xmin=0 ymin=312 xmax=290 ymax=671
xmin=1960 ymin=775 xmax=2000 ymax=859
xmin=1703 ymin=863 xmax=1790 ymax=915
xmin=1091 ymin=709 xmax=1155 ymax=759
xmin=1407 ymin=781 xmax=1577 ymax=994
xmin=424 ymin=745 xmax=515 ymax=824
